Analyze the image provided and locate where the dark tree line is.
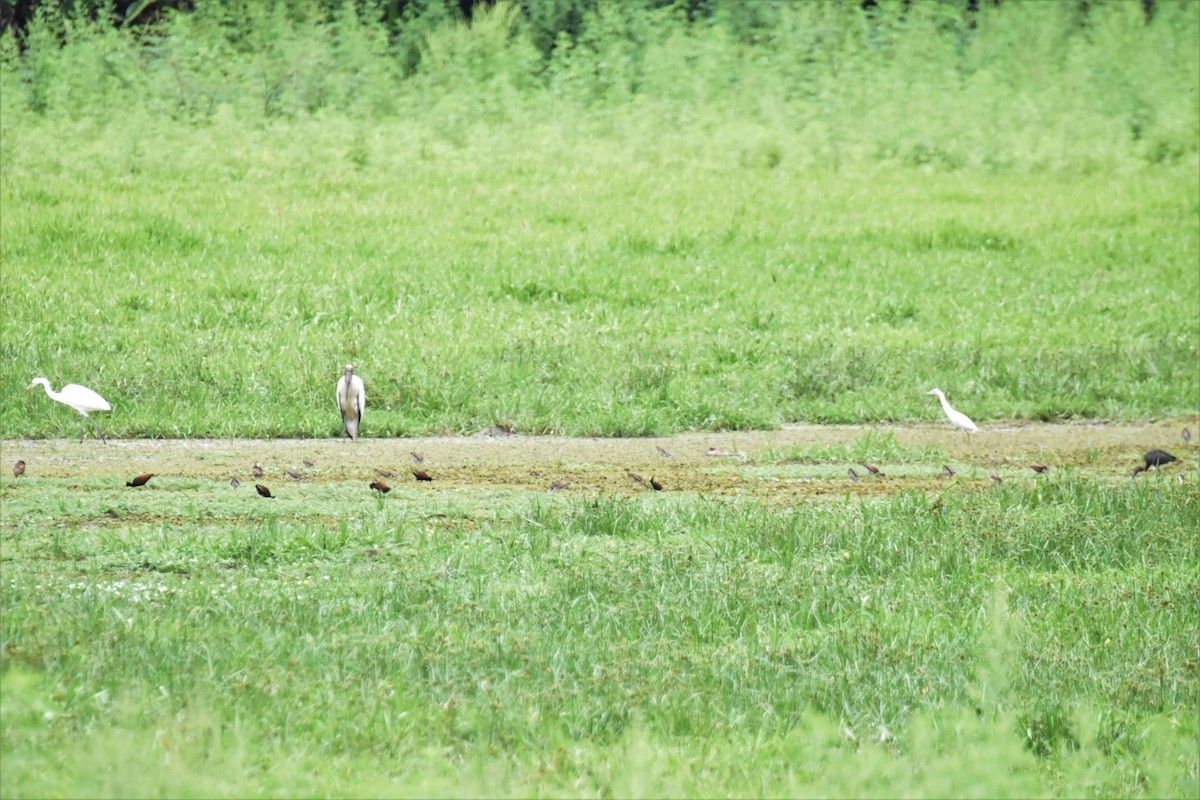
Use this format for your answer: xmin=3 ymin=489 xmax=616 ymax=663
xmin=0 ymin=0 xmax=1164 ymax=45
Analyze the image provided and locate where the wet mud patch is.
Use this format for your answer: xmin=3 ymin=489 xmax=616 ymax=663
xmin=3 ymin=417 xmax=1195 ymax=505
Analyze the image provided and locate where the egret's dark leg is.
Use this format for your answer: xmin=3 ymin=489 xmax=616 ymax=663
xmin=95 ymin=418 xmax=107 ymax=445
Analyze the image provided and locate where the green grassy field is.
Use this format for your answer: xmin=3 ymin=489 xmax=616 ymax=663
xmin=1 ymin=1 xmax=1197 ymax=438
xmin=2 ymin=463 xmax=1197 ymax=797
xmin=2 ymin=2 xmax=1199 ymax=797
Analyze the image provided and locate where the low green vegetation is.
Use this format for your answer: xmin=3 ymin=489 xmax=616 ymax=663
xmin=2 ymin=473 xmax=1197 ymax=797
xmin=1 ymin=1 xmax=1197 ymax=438
xmin=2 ymin=3 xmax=1197 ymax=796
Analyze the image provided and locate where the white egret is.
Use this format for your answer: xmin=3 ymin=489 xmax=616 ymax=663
xmin=926 ymin=388 xmax=978 ymax=434
xmin=336 ymin=364 xmax=365 ymax=441
xmin=27 ymin=378 xmax=111 ymax=444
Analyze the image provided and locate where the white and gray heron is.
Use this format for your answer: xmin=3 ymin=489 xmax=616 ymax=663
xmin=336 ymin=364 xmax=365 ymax=441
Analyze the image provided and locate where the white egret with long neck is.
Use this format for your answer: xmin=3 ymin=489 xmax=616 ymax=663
xmin=27 ymin=378 xmax=111 ymax=444
xmin=926 ymin=388 xmax=978 ymax=434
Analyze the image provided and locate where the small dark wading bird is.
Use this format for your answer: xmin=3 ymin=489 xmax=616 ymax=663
xmin=412 ymin=468 xmax=433 ymax=482
xmin=13 ymin=460 xmax=25 ymax=478
xmin=284 ymin=469 xmax=304 ymax=481
xmin=989 ymin=472 xmax=1003 ymax=485
xmin=252 ymin=463 xmax=265 ymax=478
xmin=1131 ymin=449 xmax=1179 ymax=479
xmin=941 ymin=465 xmax=956 ymax=478
xmin=336 ymin=364 xmax=366 ymax=441
xmin=27 ymin=378 xmax=111 ymax=444
xmin=649 ymin=477 xmax=664 ymax=491
xmin=229 ymin=477 xmax=240 ymax=488
xmin=861 ymin=464 xmax=885 ymax=477
xmin=126 ymin=473 xmax=153 ymax=487
xmin=369 ymin=480 xmax=391 ymax=494
xmin=256 ymin=484 xmax=275 ymax=498
xmin=1031 ymin=464 xmax=1050 ymax=474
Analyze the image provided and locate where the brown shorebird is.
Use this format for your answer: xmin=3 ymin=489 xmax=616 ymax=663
xmin=375 ymin=468 xmax=395 ymax=478
xmin=284 ymin=469 xmax=303 ymax=481
xmin=229 ymin=477 xmax=240 ymax=488
xmin=126 ymin=473 xmax=153 ymax=487
xmin=12 ymin=460 xmax=25 ymax=478
xmin=256 ymin=484 xmax=275 ymax=498
xmin=657 ymin=446 xmax=674 ymax=458
xmin=1131 ymin=449 xmax=1179 ymax=478
xmin=848 ymin=468 xmax=860 ymax=482
xmin=548 ymin=480 xmax=569 ymax=493
xmin=941 ymin=465 xmax=955 ymax=478
xmin=412 ymin=468 xmax=433 ymax=482
xmin=649 ymin=477 xmax=664 ymax=491
xmin=1183 ymin=428 xmax=1192 ymax=443
xmin=989 ymin=472 xmax=1003 ymax=485
xmin=411 ymin=452 xmax=426 ymax=464
xmin=252 ymin=463 xmax=265 ymax=478
xmin=369 ymin=480 xmax=391 ymax=494
xmin=1031 ymin=464 xmax=1049 ymax=474
xmin=303 ymin=459 xmax=316 ymax=467
xmin=861 ymin=464 xmax=885 ymax=477
xmin=628 ymin=472 xmax=645 ymax=485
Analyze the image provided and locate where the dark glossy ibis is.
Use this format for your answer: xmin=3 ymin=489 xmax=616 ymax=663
xmin=1031 ymin=464 xmax=1049 ymax=474
xmin=412 ymin=468 xmax=433 ymax=482
xmin=126 ymin=473 xmax=153 ymax=487
xmin=649 ymin=477 xmax=664 ymax=491
xmin=256 ymin=484 xmax=275 ymax=498
xmin=862 ymin=464 xmax=885 ymax=477
xmin=369 ymin=480 xmax=391 ymax=494
xmin=1131 ymin=449 xmax=1179 ymax=478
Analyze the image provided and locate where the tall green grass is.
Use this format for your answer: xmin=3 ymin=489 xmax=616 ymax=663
xmin=1 ymin=1 xmax=1197 ymax=438
xmin=2 ymin=478 xmax=1197 ymax=797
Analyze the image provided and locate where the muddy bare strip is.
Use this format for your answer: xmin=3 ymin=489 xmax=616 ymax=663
xmin=4 ymin=419 xmax=1195 ymax=501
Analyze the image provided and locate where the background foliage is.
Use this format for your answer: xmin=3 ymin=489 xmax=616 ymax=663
xmin=1 ymin=0 xmax=1197 ymax=437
